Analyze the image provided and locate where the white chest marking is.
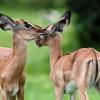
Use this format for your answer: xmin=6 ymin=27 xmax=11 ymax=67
xmin=64 ymin=81 xmax=77 ymax=94
xmin=10 ymin=86 xmax=19 ymax=96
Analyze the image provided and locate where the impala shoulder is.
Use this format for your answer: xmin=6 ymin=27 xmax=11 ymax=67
xmin=0 ymin=48 xmax=12 ymax=58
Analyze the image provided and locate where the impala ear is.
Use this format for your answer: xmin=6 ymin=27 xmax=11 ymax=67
xmin=0 ymin=14 xmax=16 ymax=31
xmin=60 ymin=11 xmax=71 ymax=26
xmin=48 ymin=11 xmax=71 ymax=36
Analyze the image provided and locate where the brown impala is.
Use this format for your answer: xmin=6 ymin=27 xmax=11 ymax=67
xmin=35 ymin=11 xmax=100 ymax=100
xmin=0 ymin=14 xmax=46 ymax=100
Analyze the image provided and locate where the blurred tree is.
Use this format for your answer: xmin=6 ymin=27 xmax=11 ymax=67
xmin=67 ymin=0 xmax=100 ymax=49
xmin=0 ymin=0 xmax=67 ymax=8
xmin=1 ymin=0 xmax=100 ymax=50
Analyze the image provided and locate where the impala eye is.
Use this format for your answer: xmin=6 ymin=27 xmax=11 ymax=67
xmin=24 ymin=21 xmax=32 ymax=28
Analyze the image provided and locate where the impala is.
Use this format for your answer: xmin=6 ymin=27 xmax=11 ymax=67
xmin=0 ymin=14 xmax=45 ymax=100
xmin=35 ymin=11 xmax=100 ymax=100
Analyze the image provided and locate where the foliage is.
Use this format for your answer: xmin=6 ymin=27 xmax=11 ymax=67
xmin=67 ymin=0 xmax=100 ymax=50
xmin=0 ymin=0 xmax=67 ymax=9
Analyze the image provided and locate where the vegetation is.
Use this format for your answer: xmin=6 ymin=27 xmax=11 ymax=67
xmin=67 ymin=0 xmax=100 ymax=49
xmin=0 ymin=0 xmax=100 ymax=99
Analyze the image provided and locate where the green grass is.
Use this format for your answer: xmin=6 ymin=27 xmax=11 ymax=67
xmin=0 ymin=7 xmax=100 ymax=99
xmin=25 ymin=75 xmax=100 ymax=100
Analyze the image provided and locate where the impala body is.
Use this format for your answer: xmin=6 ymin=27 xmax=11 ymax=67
xmin=0 ymin=14 xmax=45 ymax=100
xmin=35 ymin=11 xmax=100 ymax=100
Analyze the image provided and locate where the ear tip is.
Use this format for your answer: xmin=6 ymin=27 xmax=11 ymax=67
xmin=67 ymin=11 xmax=71 ymax=15
xmin=66 ymin=11 xmax=71 ymax=13
xmin=65 ymin=11 xmax=71 ymax=17
xmin=0 ymin=13 xmax=6 ymax=17
xmin=0 ymin=14 xmax=6 ymax=25
xmin=0 ymin=13 xmax=3 ymax=15
xmin=0 ymin=14 xmax=8 ymax=20
xmin=61 ymin=11 xmax=71 ymax=20
xmin=0 ymin=14 xmax=3 ymax=17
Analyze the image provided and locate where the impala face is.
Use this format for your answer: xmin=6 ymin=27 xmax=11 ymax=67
xmin=35 ymin=11 xmax=71 ymax=47
xmin=0 ymin=14 xmax=46 ymax=41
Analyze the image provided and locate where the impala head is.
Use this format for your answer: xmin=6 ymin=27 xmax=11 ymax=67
xmin=35 ymin=11 xmax=71 ymax=47
xmin=0 ymin=14 xmax=45 ymax=41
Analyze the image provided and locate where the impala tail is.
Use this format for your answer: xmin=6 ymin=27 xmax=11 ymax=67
xmin=88 ymin=50 xmax=100 ymax=94
xmin=93 ymin=49 xmax=100 ymax=86
xmin=88 ymin=48 xmax=100 ymax=96
xmin=88 ymin=59 xmax=97 ymax=87
xmin=94 ymin=59 xmax=100 ymax=94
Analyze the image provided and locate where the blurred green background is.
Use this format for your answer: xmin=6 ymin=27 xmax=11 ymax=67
xmin=0 ymin=0 xmax=100 ymax=99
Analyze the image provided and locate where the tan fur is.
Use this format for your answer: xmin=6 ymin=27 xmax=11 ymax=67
xmin=0 ymin=17 xmax=45 ymax=100
xmin=36 ymin=27 xmax=100 ymax=100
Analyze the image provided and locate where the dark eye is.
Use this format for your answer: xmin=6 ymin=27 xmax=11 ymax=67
xmin=24 ymin=21 xmax=32 ymax=28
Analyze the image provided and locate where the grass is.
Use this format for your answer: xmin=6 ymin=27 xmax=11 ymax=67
xmin=0 ymin=6 xmax=100 ymax=99
xmin=25 ymin=75 xmax=100 ymax=100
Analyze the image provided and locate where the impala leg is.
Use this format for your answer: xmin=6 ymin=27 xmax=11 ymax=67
xmin=70 ymin=92 xmax=76 ymax=100
xmin=55 ymin=86 xmax=64 ymax=100
xmin=17 ymin=88 xmax=24 ymax=100
xmin=75 ymin=78 xmax=89 ymax=100
xmin=74 ymin=77 xmax=89 ymax=99
xmin=9 ymin=96 xmax=16 ymax=100
xmin=77 ymin=87 xmax=88 ymax=100
xmin=1 ymin=90 xmax=8 ymax=100
xmin=1 ymin=90 xmax=16 ymax=100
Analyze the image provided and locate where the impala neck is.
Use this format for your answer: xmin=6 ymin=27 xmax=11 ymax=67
xmin=49 ymin=33 xmax=62 ymax=71
xmin=10 ymin=34 xmax=27 ymax=75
